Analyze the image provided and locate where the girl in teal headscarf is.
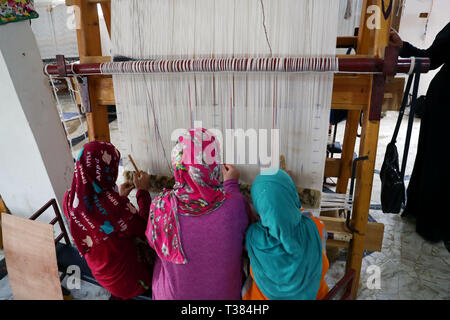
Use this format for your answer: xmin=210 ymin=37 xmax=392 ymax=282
xmin=243 ymin=168 xmax=329 ymax=300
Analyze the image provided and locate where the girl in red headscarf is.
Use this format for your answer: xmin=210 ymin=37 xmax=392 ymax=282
xmin=63 ymin=141 xmax=153 ymax=299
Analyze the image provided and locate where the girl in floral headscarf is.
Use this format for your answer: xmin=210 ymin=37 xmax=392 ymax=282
xmin=146 ymin=128 xmax=250 ymax=300
xmin=63 ymin=141 xmax=154 ymax=300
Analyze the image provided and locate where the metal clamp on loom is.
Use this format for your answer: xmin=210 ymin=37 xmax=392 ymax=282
xmin=55 ymin=54 xmax=67 ymax=77
xmin=346 ymin=155 xmax=369 ymax=235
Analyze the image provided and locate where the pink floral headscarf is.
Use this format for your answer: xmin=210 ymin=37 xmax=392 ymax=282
xmin=145 ymin=128 xmax=226 ymax=264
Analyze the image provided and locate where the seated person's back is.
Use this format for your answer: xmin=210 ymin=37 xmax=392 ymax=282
xmin=147 ymin=128 xmax=249 ymax=300
xmin=242 ymin=168 xmax=329 ymax=300
xmin=63 ymin=141 xmax=153 ymax=300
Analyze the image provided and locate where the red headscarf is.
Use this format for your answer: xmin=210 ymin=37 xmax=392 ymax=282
xmin=66 ymin=141 xmax=140 ymax=256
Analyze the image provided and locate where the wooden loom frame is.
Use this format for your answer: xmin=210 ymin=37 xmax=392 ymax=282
xmin=59 ymin=0 xmax=408 ymax=299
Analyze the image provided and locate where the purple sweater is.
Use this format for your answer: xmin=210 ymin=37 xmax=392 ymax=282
xmin=151 ymin=179 xmax=249 ymax=300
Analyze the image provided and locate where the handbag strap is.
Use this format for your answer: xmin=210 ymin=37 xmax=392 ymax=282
xmin=400 ymin=59 xmax=422 ymax=179
xmin=391 ymin=71 xmax=415 ymax=144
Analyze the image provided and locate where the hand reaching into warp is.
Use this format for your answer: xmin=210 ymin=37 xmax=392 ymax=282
xmin=222 ymin=164 xmax=240 ymax=181
xmin=133 ymin=171 xmax=151 ymax=190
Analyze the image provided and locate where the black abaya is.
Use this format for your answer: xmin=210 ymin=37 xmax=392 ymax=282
xmin=400 ymin=22 xmax=450 ymax=243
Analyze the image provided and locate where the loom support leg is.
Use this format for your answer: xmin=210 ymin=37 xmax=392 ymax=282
xmin=346 ymin=75 xmax=384 ymax=299
xmin=336 ymin=109 xmax=361 ymax=194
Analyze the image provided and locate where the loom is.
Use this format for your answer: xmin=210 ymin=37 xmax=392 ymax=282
xmin=45 ymin=0 xmax=429 ymax=299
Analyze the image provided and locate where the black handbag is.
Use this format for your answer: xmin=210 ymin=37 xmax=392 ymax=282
xmin=380 ymin=60 xmax=422 ymax=213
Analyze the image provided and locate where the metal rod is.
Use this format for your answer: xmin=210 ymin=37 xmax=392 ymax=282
xmin=29 ymin=198 xmax=71 ymax=245
xmin=29 ymin=199 xmax=55 ymax=220
xmin=49 ymin=217 xmax=59 ymax=225
xmin=52 ymin=200 xmax=71 ymax=245
xmin=43 ymin=57 xmax=430 ymax=77
xmin=324 ymin=269 xmax=356 ymax=300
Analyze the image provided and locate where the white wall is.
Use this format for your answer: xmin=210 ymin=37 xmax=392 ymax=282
xmin=31 ymin=2 xmax=79 ymax=59
xmin=338 ymin=0 xmax=363 ymax=37
xmin=399 ymin=0 xmax=450 ymax=95
xmin=0 ymin=21 xmax=74 ymax=224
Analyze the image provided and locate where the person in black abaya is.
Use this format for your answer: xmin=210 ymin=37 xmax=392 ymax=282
xmin=389 ymin=23 xmax=450 ymax=251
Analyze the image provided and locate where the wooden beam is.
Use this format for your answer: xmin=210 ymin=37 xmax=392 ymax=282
xmin=364 ymin=220 xmax=385 ymax=252
xmin=331 ymin=103 xmax=364 ymax=111
xmin=71 ymin=0 xmax=102 ymax=62
xmin=357 ymin=0 xmax=393 ymax=58
xmin=320 ymin=216 xmax=384 ymax=252
xmin=327 ymin=239 xmax=349 ymax=249
xmin=85 ymin=73 xmax=375 ymax=111
xmin=337 ymin=36 xmax=358 ymax=49
xmin=332 ymin=74 xmax=371 ymax=107
xmin=382 ymin=77 xmax=405 ymax=111
xmin=100 ymin=1 xmax=111 ymax=38
xmin=87 ymin=75 xmax=396 ymax=111
xmin=80 ymin=55 xmax=111 ymax=63
xmin=93 ymin=76 xmax=115 ymax=105
xmin=70 ymin=0 xmax=110 ymax=142
xmin=321 ymin=216 xmax=352 ymax=233
xmin=86 ymin=76 xmax=110 ymax=142
xmin=86 ymin=107 xmax=110 ymax=142
xmin=324 ymin=158 xmax=342 ymax=178
xmin=391 ymin=0 xmax=403 ymax=32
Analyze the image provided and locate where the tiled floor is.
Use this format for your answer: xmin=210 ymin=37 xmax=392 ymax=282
xmin=325 ymin=211 xmax=450 ymax=299
xmin=1 ymin=110 xmax=449 ymax=300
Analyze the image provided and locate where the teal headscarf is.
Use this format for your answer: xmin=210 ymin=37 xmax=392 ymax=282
xmin=245 ymin=168 xmax=323 ymax=300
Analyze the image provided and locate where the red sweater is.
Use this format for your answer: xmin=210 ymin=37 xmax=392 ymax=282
xmin=63 ymin=189 xmax=153 ymax=299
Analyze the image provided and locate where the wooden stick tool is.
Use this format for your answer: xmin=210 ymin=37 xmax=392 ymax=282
xmin=128 ymin=154 xmax=140 ymax=173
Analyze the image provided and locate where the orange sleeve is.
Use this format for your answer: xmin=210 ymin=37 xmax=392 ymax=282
xmin=309 ymin=216 xmax=329 ymax=300
xmin=242 ymin=268 xmax=269 ymax=300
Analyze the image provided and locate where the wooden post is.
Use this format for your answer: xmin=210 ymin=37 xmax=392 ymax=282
xmin=346 ymin=0 xmax=392 ymax=299
xmin=335 ymin=109 xmax=361 ymax=194
xmin=100 ymin=1 xmax=111 ymax=38
xmin=346 ymin=75 xmax=384 ymax=299
xmin=391 ymin=0 xmax=403 ymax=32
xmin=357 ymin=0 xmax=393 ymax=58
xmin=69 ymin=0 xmax=110 ymax=142
xmin=0 ymin=195 xmax=9 ymax=249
